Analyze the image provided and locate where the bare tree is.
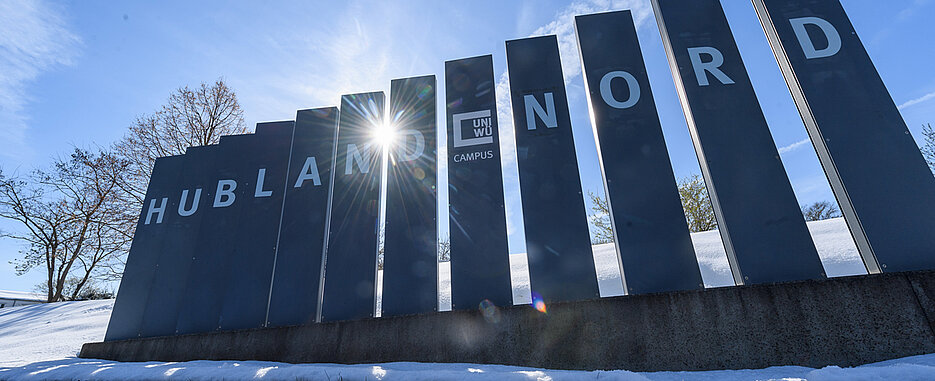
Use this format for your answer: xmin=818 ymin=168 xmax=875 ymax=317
xmin=678 ymin=174 xmax=717 ymax=233
xmin=377 ymin=230 xmax=449 ymax=267
xmin=587 ymin=176 xmax=716 ymax=239
xmin=921 ymin=123 xmax=935 ymax=174
xmin=34 ymin=276 xmax=114 ymax=301
xmin=115 ymin=78 xmax=247 ymax=206
xmin=438 ymin=235 xmax=450 ymax=262
xmin=586 ymin=190 xmax=614 ymax=244
xmin=1 ymin=148 xmax=132 ymax=302
xmin=801 ymin=200 xmax=842 ymax=222
xmin=0 ymin=174 xmax=69 ymax=302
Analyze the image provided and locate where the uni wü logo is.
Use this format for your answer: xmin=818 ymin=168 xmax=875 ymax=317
xmin=451 ymin=110 xmax=495 ymax=163
xmin=452 ymin=110 xmax=493 ymax=148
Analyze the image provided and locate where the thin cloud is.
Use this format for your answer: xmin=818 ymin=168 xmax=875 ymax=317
xmin=232 ymin=1 xmax=411 ymax=124
xmin=778 ymin=138 xmax=810 ymax=154
xmin=0 ymin=1 xmax=80 ymax=161
xmin=898 ymin=91 xmax=935 ymax=110
xmin=495 ymin=0 xmax=652 ymax=254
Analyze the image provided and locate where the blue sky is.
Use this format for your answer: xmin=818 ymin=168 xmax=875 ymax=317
xmin=1 ymin=0 xmax=934 ymax=292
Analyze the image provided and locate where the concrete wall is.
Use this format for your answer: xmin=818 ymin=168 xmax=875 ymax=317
xmin=80 ymin=270 xmax=935 ymax=371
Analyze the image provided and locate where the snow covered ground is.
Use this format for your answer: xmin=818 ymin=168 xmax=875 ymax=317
xmin=4 ymin=217 xmax=935 ymax=380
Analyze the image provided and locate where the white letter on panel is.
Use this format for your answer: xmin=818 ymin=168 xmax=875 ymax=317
xmin=524 ymin=93 xmax=558 ymax=130
xmin=398 ymin=130 xmax=425 ymax=161
xmin=790 ymin=16 xmax=841 ymax=59
xmin=214 ymin=179 xmax=237 ymax=207
xmin=178 ymin=188 xmax=202 ymax=217
xmin=345 ymin=144 xmax=371 ymax=175
xmin=255 ymin=168 xmax=273 ymax=197
xmin=687 ymin=46 xmax=735 ymax=86
xmin=600 ymin=71 xmax=640 ymax=109
xmin=145 ymin=197 xmax=168 ymax=224
xmin=294 ymin=157 xmax=322 ymax=187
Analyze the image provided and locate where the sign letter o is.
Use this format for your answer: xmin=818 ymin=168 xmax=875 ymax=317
xmin=599 ymin=71 xmax=640 ymax=109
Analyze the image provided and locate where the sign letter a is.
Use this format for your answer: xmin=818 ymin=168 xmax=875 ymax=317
xmin=294 ymin=156 xmax=322 ymax=187
xmin=345 ymin=143 xmax=370 ymax=175
xmin=524 ymin=93 xmax=558 ymax=130
xmin=687 ymin=46 xmax=735 ymax=86
xmin=789 ymin=17 xmax=841 ymax=59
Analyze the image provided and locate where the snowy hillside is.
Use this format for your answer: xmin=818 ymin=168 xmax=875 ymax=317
xmin=4 ymin=217 xmax=935 ymax=380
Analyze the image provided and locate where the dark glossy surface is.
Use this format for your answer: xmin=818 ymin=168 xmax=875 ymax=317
xmin=320 ymin=92 xmax=384 ymax=322
xmin=505 ymin=36 xmax=599 ymax=302
xmin=575 ymin=11 xmax=703 ymax=294
xmin=267 ymin=108 xmax=338 ymax=327
xmin=104 ymin=155 xmax=183 ymax=341
xmin=445 ymin=55 xmax=513 ymax=310
xmin=139 ymin=145 xmax=217 ymax=338
xmin=653 ymin=0 xmax=825 ymax=284
xmin=754 ymin=0 xmax=935 ymax=272
xmin=216 ymin=121 xmax=294 ymax=331
xmin=383 ymin=76 xmax=439 ymax=317
xmin=174 ymin=134 xmax=251 ymax=334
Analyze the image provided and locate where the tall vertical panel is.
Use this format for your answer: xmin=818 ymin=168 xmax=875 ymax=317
xmin=175 ymin=134 xmax=251 ymax=334
xmin=575 ymin=11 xmax=703 ymax=294
xmin=753 ymin=0 xmax=935 ymax=273
xmin=104 ymin=156 xmax=183 ymax=341
xmin=506 ymin=36 xmax=599 ymax=302
xmin=217 ymin=121 xmax=294 ymax=331
xmin=139 ymin=145 xmax=217 ymax=338
xmin=321 ymin=92 xmax=385 ymax=322
xmin=445 ymin=56 xmax=513 ymax=310
xmin=652 ymin=0 xmax=825 ymax=284
xmin=383 ymin=76 xmax=438 ymax=317
xmin=267 ymin=108 xmax=339 ymax=327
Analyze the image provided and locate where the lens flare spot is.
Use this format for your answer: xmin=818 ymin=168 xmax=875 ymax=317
xmin=531 ymin=292 xmax=547 ymax=314
xmin=478 ymin=299 xmax=501 ymax=324
xmin=418 ymin=85 xmax=432 ymax=99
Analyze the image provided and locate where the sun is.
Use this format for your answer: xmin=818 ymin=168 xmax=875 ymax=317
xmin=372 ymin=121 xmax=397 ymax=147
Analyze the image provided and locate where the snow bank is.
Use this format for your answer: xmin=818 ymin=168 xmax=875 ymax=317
xmin=0 ymin=299 xmax=112 ymax=368
xmin=0 ymin=290 xmax=45 ymax=302
xmin=434 ymin=217 xmax=865 ymax=304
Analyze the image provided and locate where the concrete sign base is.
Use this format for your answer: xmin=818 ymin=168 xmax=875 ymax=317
xmin=82 ymin=270 xmax=935 ymax=371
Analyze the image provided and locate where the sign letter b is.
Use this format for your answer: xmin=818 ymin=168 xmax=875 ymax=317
xmin=214 ymin=179 xmax=237 ymax=208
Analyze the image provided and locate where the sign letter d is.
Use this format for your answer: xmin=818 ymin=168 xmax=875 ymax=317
xmin=790 ymin=17 xmax=841 ymax=59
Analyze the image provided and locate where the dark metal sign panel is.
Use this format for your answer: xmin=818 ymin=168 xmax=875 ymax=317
xmin=382 ymin=76 xmax=438 ymax=317
xmin=320 ymin=92 xmax=385 ymax=322
xmin=217 ymin=121 xmax=294 ymax=331
xmin=505 ymin=36 xmax=599 ymax=302
xmin=266 ymin=108 xmax=339 ymax=327
xmin=138 ymin=145 xmax=217 ymax=338
xmin=105 ymin=155 xmax=183 ymax=341
xmin=652 ymin=0 xmax=825 ymax=284
xmin=175 ymin=134 xmax=252 ymax=334
xmin=753 ymin=0 xmax=935 ymax=273
xmin=445 ymin=55 xmax=513 ymax=310
xmin=575 ymin=11 xmax=703 ymax=294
